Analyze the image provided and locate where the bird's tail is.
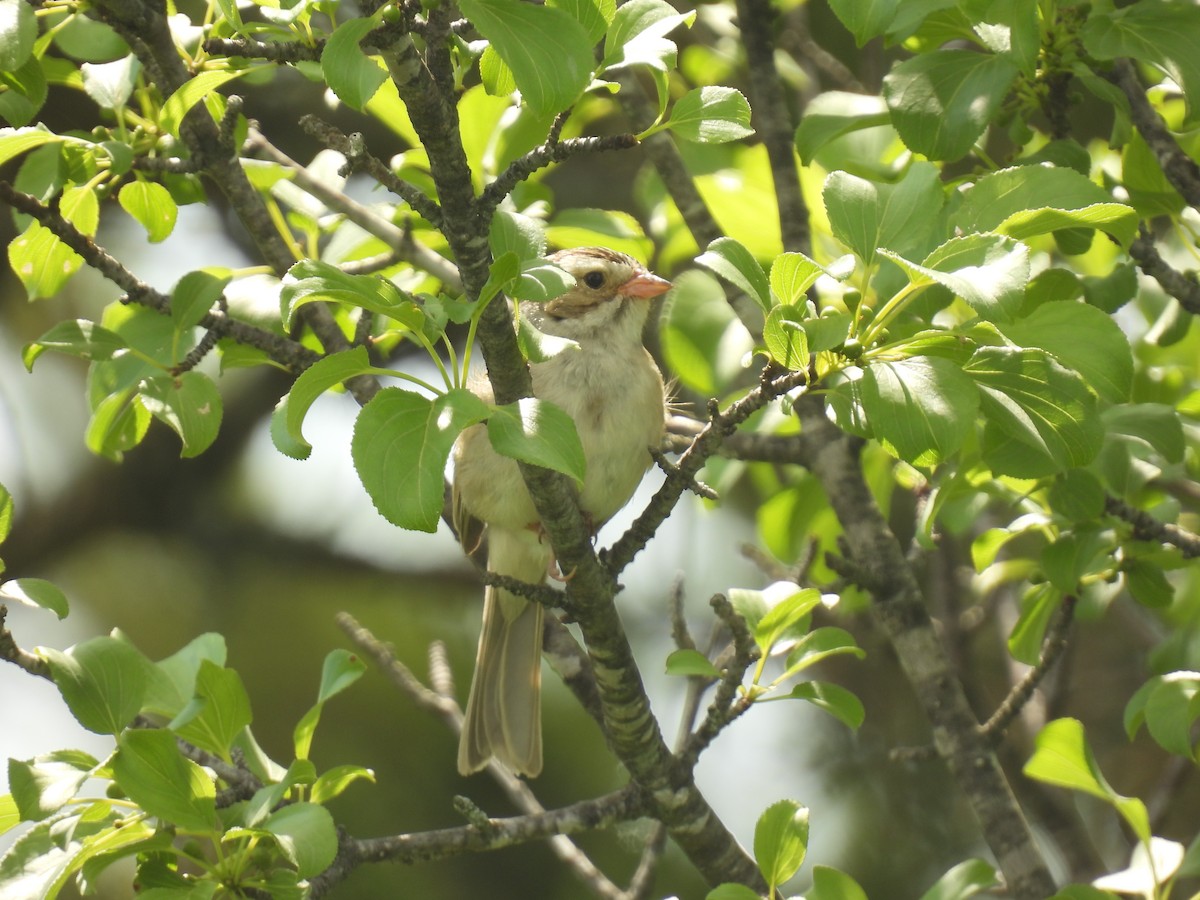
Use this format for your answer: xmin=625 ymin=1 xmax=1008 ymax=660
xmin=458 ymin=528 xmax=548 ymax=777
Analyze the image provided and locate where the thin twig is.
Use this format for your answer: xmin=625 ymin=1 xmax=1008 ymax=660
xmin=1106 ymin=494 xmax=1200 ymax=558
xmin=604 ymin=370 xmax=809 ymax=574
xmin=0 ymin=606 xmax=52 ymax=679
xmin=982 ymin=596 xmax=1077 ymax=740
xmin=0 ymin=182 xmax=320 ymax=373
xmin=335 ymin=613 xmax=628 ymax=900
xmin=480 ymin=133 xmax=639 ymax=213
xmin=1110 ymin=60 xmax=1200 ymax=208
xmin=1129 ymin=226 xmax=1200 ymax=317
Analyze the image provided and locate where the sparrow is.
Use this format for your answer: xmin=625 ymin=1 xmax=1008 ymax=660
xmin=452 ymin=247 xmax=671 ymax=777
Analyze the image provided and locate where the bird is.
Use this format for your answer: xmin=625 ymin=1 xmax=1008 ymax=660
xmin=451 ymin=246 xmax=671 ymax=777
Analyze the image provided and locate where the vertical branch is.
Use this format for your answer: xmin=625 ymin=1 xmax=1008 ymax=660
xmin=733 ymin=0 xmax=810 ymax=254
xmin=792 ymin=394 xmax=1056 ymax=900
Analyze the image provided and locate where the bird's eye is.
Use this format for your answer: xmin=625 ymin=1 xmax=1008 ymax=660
xmin=582 ymin=270 xmax=606 ymax=289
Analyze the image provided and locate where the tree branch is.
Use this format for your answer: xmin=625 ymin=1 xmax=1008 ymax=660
xmin=1110 ymin=60 xmax=1200 ymax=209
xmin=733 ymin=0 xmax=810 ymax=254
xmin=308 ymin=786 xmax=645 ymax=898
xmin=0 ymin=183 xmax=320 ymax=373
xmin=791 ymin=392 xmax=1056 ymax=900
xmin=0 ymin=605 xmax=52 ymax=679
xmin=1129 ymin=226 xmax=1200 ymax=317
xmin=1105 ymin=495 xmax=1200 ymax=558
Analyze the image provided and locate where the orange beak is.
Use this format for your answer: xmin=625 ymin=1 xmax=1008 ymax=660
xmin=620 ymin=270 xmax=672 ymax=299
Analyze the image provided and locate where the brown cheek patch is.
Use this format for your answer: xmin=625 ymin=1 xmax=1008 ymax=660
xmin=546 ymin=296 xmax=603 ymax=318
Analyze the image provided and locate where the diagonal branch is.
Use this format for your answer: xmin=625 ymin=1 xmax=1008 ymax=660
xmin=1110 ymin=60 xmax=1200 ymax=209
xmin=1106 ymin=494 xmax=1200 ymax=558
xmin=791 ymin=392 xmax=1055 ymax=900
xmin=0 ymin=183 xmax=320 ymax=373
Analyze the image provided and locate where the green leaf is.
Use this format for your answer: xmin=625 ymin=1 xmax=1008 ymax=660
xmin=171 ymin=660 xmax=252 ymax=760
xmin=964 ymin=346 xmax=1102 ymax=476
xmin=997 ymin=203 xmax=1137 ymax=250
xmin=0 ymin=481 xmax=12 ymax=547
xmin=1041 ymin=527 xmax=1107 ymax=595
xmin=8 ymin=220 xmax=83 ymax=300
xmin=1082 ymin=1 xmax=1200 ymax=125
xmin=882 ymin=234 xmax=1030 ymax=323
xmin=1124 ymin=560 xmax=1173 ymax=610
xmin=282 ymin=347 xmax=378 ymax=458
xmin=0 ymin=792 xmax=18 ymax=834
xmin=808 ymin=865 xmax=869 ymax=900
xmin=659 ymin=270 xmax=752 ymax=395
xmin=783 ymin=681 xmax=865 ymax=729
xmin=1047 ymin=469 xmax=1105 ymax=523
xmin=1102 ymin=403 xmax=1185 ymax=464
xmin=0 ymin=577 xmax=69 ymax=618
xmin=85 ymin=388 xmax=151 ymax=462
xmin=171 ymin=269 xmax=230 ymax=333
xmin=0 ymin=807 xmax=155 ymax=898
xmin=823 ymin=163 xmax=943 ymax=267
xmin=666 ymin=86 xmax=753 ymax=143
xmin=282 ymin=259 xmax=416 ymax=327
xmin=317 ymin=648 xmax=366 ymax=703
xmin=352 ymin=388 xmax=489 ymax=532
xmin=917 ymin=859 xmax=1000 ymax=900
xmin=664 ymin=648 xmax=721 ymax=679
xmin=763 ymin=304 xmax=810 ymax=371
xmin=603 ymin=0 xmax=693 ymax=69
xmin=999 ymin=301 xmax=1132 ymax=404
xmin=1008 ymin=583 xmax=1060 ymax=666
xmin=1024 ymin=718 xmax=1150 ymax=841
xmin=457 ymin=0 xmax=594 ymax=116
xmin=860 ymin=356 xmax=979 ymax=465
xmin=882 ymin=49 xmax=1018 ymax=161
xmin=111 ymin=729 xmax=217 ymax=832
xmin=769 ymin=252 xmax=822 ymax=306
xmin=0 ymin=56 xmax=46 ymax=127
xmin=139 ymin=372 xmax=224 ymax=458
xmin=548 ymin=0 xmax=615 ymax=45
xmin=753 ymin=799 xmax=808 ymax=889
xmin=263 ymin=803 xmax=338 ymax=879
xmin=142 ymin=633 xmax=228 ymax=720
xmin=752 ymin=587 xmax=822 ymax=655
xmin=23 ymin=318 xmax=128 ymax=370
xmin=826 ymin=0 xmax=899 ymax=45
xmin=1126 ymin=673 xmax=1200 ymax=756
xmin=517 ymin=314 xmax=580 ymax=363
xmin=805 ymin=312 xmax=853 ymax=354
xmin=1126 ymin=673 xmax=1200 ymax=758
xmin=782 ymin=627 xmax=865 ymax=679
xmin=8 ymin=751 xmax=97 ymax=822
xmin=0 ymin=125 xmax=61 ymax=169
xmin=42 ymin=634 xmax=152 ymax=735
xmin=310 ymin=765 xmax=376 ymax=805
xmin=81 ymin=55 xmax=140 ymax=110
xmin=705 ymin=885 xmax=762 ymax=900
xmin=490 ymin=209 xmax=546 ymax=262
xmin=696 ymin=236 xmax=771 ymax=311
xmin=510 ymin=259 xmax=576 ymax=302
xmin=159 ymin=69 xmax=253 ymax=137
xmin=954 ymin=166 xmax=1116 ymax=236
xmin=321 ymin=16 xmax=386 ymax=110
xmin=487 ymin=397 xmax=586 ymax=484
xmin=0 ymin=0 xmax=36 ymax=71
xmin=795 ymin=91 xmax=891 ymax=165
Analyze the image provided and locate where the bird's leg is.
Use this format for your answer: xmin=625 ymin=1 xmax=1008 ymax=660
xmin=526 ymin=513 xmax=598 ymax=582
